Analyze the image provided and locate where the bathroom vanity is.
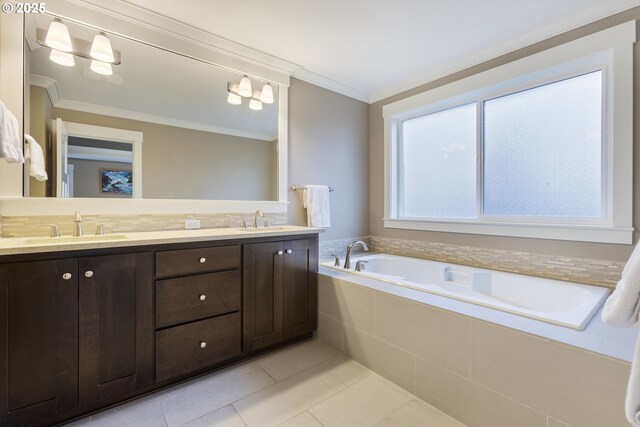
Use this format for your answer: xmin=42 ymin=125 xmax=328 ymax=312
xmin=0 ymin=227 xmax=319 ymax=426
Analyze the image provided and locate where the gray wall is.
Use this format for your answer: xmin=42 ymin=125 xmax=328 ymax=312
xmin=69 ymin=159 xmax=132 ymax=198
xmin=369 ymin=8 xmax=640 ymax=262
xmin=52 ymin=109 xmax=276 ymax=201
xmin=288 ymin=78 xmax=370 ymax=241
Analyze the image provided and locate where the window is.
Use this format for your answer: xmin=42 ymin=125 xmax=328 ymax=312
xmin=383 ymin=21 xmax=634 ymax=244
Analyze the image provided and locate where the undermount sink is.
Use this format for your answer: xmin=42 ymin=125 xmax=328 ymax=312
xmin=24 ymin=235 xmax=129 ymax=245
xmin=239 ymin=226 xmax=290 ymax=232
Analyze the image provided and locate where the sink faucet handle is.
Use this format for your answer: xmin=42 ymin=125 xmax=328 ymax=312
xmin=355 ymin=260 xmax=369 ymax=272
xmin=95 ymin=224 xmax=105 ymax=236
xmin=240 ymin=219 xmax=248 ymax=229
xmin=330 ymin=254 xmax=340 ymax=267
xmin=47 ymin=224 xmax=60 ymax=238
xmin=264 ymin=218 xmax=269 ymax=228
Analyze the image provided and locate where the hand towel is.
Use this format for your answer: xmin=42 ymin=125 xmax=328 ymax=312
xmin=602 ymin=243 xmax=640 ymax=426
xmin=303 ymin=185 xmax=331 ymax=228
xmin=0 ymin=100 xmax=24 ymax=163
xmin=24 ymin=134 xmax=48 ymax=181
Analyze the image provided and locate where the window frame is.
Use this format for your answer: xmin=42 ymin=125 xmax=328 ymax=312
xmin=383 ymin=21 xmax=634 ymax=244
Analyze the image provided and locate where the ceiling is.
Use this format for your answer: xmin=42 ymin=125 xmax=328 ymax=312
xmin=122 ymin=0 xmax=640 ymax=103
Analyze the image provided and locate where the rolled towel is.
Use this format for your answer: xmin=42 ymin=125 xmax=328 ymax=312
xmin=24 ymin=134 xmax=48 ymax=181
xmin=0 ymin=100 xmax=24 ymax=163
xmin=602 ymin=243 xmax=640 ymax=425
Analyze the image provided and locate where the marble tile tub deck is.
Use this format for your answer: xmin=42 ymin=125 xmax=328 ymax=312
xmin=63 ymin=339 xmax=465 ymax=427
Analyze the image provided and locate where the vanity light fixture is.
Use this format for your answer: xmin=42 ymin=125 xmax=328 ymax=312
xmin=260 ymin=83 xmax=274 ymax=104
xmin=49 ymin=49 xmax=75 ymax=67
xmin=249 ymin=98 xmax=263 ymax=111
xmin=45 ymin=19 xmax=73 ymax=52
xmin=237 ymin=75 xmax=253 ymax=97
xmin=90 ymin=60 xmax=113 ymax=76
xmin=90 ymin=32 xmax=115 ymax=63
xmin=227 ymin=83 xmax=243 ymax=105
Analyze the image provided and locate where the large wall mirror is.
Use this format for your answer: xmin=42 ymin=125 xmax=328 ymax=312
xmin=23 ymin=13 xmax=281 ymax=201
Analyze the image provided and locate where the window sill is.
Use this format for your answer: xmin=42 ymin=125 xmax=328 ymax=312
xmin=383 ymin=218 xmax=633 ymax=244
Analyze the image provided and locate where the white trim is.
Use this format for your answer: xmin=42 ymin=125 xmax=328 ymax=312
xmin=0 ymin=198 xmax=288 ymax=216
xmin=383 ymin=219 xmax=633 ymax=245
xmin=370 ymin=0 xmax=640 ymax=103
xmin=29 ymin=74 xmax=61 ymax=105
xmin=277 ymin=86 xmax=288 ymax=203
xmin=62 ymin=121 xmax=143 ymax=199
xmin=382 ymin=21 xmax=635 ymax=244
xmin=54 ymin=99 xmax=278 ymax=142
xmin=67 ymin=145 xmax=133 ymax=164
xmin=293 ymin=69 xmax=369 ymax=103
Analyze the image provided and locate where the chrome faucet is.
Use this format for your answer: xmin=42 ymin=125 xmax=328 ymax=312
xmin=73 ymin=211 xmax=83 ymax=237
xmin=344 ymin=240 xmax=369 ymax=269
xmin=253 ymin=210 xmax=264 ymax=228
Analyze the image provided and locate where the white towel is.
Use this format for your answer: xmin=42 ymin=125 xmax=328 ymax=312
xmin=602 ymin=243 xmax=640 ymax=426
xmin=0 ymin=100 xmax=24 ymax=163
xmin=24 ymin=134 xmax=48 ymax=181
xmin=303 ymin=185 xmax=331 ymax=228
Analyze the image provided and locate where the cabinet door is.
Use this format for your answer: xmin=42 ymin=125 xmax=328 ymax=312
xmin=0 ymin=259 xmax=78 ymax=427
xmin=283 ymin=238 xmax=318 ymax=340
xmin=242 ymin=242 xmax=284 ymax=353
xmin=78 ymin=253 xmax=153 ymax=406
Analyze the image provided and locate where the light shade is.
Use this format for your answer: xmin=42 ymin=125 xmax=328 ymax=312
xmin=49 ymin=49 xmax=75 ymax=66
xmin=90 ymin=60 xmax=113 ymax=76
xmin=249 ymin=99 xmax=263 ymax=111
xmin=227 ymin=92 xmax=242 ymax=105
xmin=238 ymin=75 xmax=252 ymax=97
xmin=260 ymin=83 xmax=274 ymax=104
xmin=45 ymin=19 xmax=73 ymax=52
xmin=90 ymin=32 xmax=114 ymax=63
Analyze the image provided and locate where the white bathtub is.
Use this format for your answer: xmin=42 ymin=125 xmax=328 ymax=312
xmin=321 ymin=253 xmax=609 ymax=330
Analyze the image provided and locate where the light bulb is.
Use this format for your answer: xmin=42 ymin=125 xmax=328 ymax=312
xmin=90 ymin=32 xmax=114 ymax=63
xmin=238 ymin=75 xmax=252 ymax=97
xmin=260 ymin=83 xmax=274 ymax=104
xmin=45 ymin=19 xmax=73 ymax=52
xmin=49 ymin=49 xmax=75 ymax=67
xmin=227 ymin=92 xmax=242 ymax=105
xmin=90 ymin=60 xmax=113 ymax=76
xmin=249 ymin=99 xmax=263 ymax=111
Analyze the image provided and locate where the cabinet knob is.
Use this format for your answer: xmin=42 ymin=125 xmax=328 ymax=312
xmin=62 ymin=273 xmax=72 ymax=280
xmin=199 ymin=294 xmax=206 ymax=301
xmin=84 ymin=271 xmax=94 ymax=278
xmin=199 ymin=257 xmax=206 ymax=264
xmin=285 ymin=249 xmax=292 ymax=254
xmin=276 ymin=250 xmax=283 ymax=256
xmin=200 ymin=341 xmax=207 ymax=349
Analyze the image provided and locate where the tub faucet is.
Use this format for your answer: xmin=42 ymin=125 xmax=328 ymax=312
xmin=253 ymin=210 xmax=264 ymax=228
xmin=73 ymin=211 xmax=83 ymax=237
xmin=344 ymin=240 xmax=369 ymax=269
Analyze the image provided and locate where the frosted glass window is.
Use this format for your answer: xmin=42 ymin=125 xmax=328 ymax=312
xmin=483 ymin=71 xmax=602 ymax=217
xmin=401 ymin=103 xmax=477 ymax=218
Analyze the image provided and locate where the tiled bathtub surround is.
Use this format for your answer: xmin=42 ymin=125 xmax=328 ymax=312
xmin=318 ymin=235 xmax=371 ymax=259
xmin=369 ymin=236 xmax=624 ymax=288
xmin=317 ymin=275 xmax=632 ymax=427
xmin=0 ymin=213 xmax=288 ymax=238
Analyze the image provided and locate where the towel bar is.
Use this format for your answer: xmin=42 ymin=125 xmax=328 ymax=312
xmin=290 ymin=185 xmax=334 ymax=192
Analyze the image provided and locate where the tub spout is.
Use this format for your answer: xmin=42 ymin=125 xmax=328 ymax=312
xmin=344 ymin=240 xmax=369 ymax=269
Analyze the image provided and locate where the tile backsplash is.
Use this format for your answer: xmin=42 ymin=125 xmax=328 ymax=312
xmin=0 ymin=212 xmax=288 ymax=238
xmin=369 ymin=236 xmax=624 ymax=289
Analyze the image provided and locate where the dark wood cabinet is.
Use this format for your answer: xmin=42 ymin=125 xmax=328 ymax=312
xmin=243 ymin=237 xmax=317 ymax=353
xmin=78 ymin=253 xmax=154 ymax=406
xmin=0 ymin=259 xmax=79 ymax=427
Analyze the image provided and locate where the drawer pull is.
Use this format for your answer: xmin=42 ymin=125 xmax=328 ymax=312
xmin=199 ymin=294 xmax=206 ymax=301
xmin=199 ymin=257 xmax=206 ymax=264
xmin=62 ymin=273 xmax=72 ymax=280
xmin=84 ymin=271 xmax=94 ymax=278
xmin=276 ymin=250 xmax=283 ymax=256
xmin=285 ymin=249 xmax=292 ymax=254
xmin=200 ymin=341 xmax=207 ymax=349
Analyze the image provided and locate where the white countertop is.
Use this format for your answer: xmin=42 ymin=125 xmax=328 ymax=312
xmin=0 ymin=226 xmax=323 ymax=256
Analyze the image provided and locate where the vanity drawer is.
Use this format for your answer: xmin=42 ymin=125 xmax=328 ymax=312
xmin=156 ymin=245 xmax=240 ymax=278
xmin=156 ymin=312 xmax=241 ymax=382
xmin=156 ymin=270 xmax=241 ymax=328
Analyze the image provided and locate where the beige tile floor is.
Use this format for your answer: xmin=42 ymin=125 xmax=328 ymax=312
xmin=64 ymin=339 xmax=465 ymax=427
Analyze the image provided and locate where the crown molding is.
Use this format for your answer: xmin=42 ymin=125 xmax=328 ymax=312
xmin=30 ymin=74 xmax=61 ymax=105
xmin=370 ymin=0 xmax=640 ymax=103
xmin=293 ymin=69 xmax=369 ymax=103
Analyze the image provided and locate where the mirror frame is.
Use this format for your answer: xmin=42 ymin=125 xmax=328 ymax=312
xmin=0 ymin=0 xmax=290 ymax=216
